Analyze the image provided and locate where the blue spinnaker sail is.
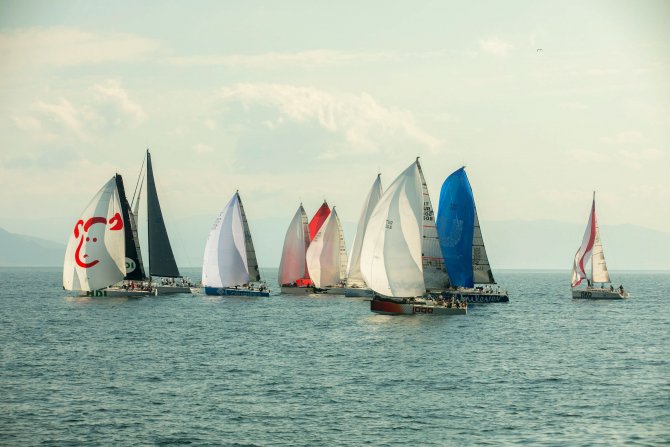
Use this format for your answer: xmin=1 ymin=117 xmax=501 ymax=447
xmin=436 ymin=167 xmax=475 ymax=287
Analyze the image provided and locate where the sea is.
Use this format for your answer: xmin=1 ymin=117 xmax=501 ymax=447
xmin=1 ymin=268 xmax=668 ymax=446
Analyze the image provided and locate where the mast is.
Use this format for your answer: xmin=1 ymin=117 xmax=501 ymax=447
xmin=146 ymin=149 xmax=181 ymax=278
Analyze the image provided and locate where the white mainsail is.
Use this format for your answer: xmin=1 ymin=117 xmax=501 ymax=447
xmin=417 ymin=159 xmax=451 ymax=291
xmin=63 ymin=177 xmax=126 ymax=291
xmin=346 ymin=174 xmax=383 ymax=286
xmin=472 ymin=206 xmax=495 ymax=284
xmin=306 ymin=208 xmax=346 ymax=288
xmin=202 ymin=193 xmax=250 ymax=288
xmin=360 ymin=161 xmax=424 ymax=297
xmin=278 ymin=205 xmax=311 ymax=285
xmin=591 ymin=224 xmax=611 ymax=284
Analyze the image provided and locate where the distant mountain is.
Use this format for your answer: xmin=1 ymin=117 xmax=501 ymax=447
xmin=0 ymin=227 xmax=65 ymax=267
xmin=483 ymin=220 xmax=670 ymax=271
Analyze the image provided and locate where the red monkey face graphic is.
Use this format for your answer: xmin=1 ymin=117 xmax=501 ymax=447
xmin=73 ymin=213 xmax=123 ymax=268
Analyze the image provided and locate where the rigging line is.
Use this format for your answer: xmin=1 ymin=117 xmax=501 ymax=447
xmin=131 ymin=152 xmax=147 ymax=206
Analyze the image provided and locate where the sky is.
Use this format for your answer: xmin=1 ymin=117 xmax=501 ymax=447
xmin=1 ymin=0 xmax=669 ymax=269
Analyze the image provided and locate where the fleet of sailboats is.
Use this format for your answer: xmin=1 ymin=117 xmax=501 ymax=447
xmin=62 ymin=152 xmax=630 ymax=312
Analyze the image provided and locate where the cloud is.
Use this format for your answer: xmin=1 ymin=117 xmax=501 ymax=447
xmin=0 ymin=27 xmax=160 ymax=71
xmin=11 ymin=80 xmax=146 ymax=140
xmin=570 ymin=149 xmax=610 ymax=164
xmin=217 ymin=83 xmax=440 ymax=156
xmin=168 ymin=50 xmax=410 ymax=69
xmin=192 ymin=143 xmax=214 ymax=154
xmin=479 ymin=38 xmax=513 ymax=57
xmin=602 ymin=131 xmax=642 ymax=145
xmin=618 ymin=148 xmax=665 ymax=169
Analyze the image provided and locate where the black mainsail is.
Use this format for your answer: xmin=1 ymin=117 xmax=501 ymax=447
xmin=115 ymin=174 xmax=147 ymax=281
xmin=146 ymin=150 xmax=181 ymax=278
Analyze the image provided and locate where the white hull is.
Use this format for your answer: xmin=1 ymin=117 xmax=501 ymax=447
xmin=80 ymin=288 xmax=155 ymax=298
xmin=281 ymin=286 xmax=316 ymax=295
xmin=572 ymin=288 xmax=628 ymax=300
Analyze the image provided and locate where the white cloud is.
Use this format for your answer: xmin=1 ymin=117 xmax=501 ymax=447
xmin=618 ymin=148 xmax=665 ymax=170
xmin=0 ymin=27 xmax=160 ymax=71
xmin=218 ymin=83 xmax=440 ymax=155
xmin=192 ymin=143 xmax=214 ymax=154
xmin=479 ymin=38 xmax=513 ymax=57
xmin=570 ymin=149 xmax=610 ymax=164
xmin=93 ymin=80 xmax=147 ymax=127
xmin=169 ymin=50 xmax=407 ymax=69
xmin=602 ymin=131 xmax=642 ymax=145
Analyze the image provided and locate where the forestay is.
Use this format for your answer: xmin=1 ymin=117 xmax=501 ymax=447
xmin=360 ymin=162 xmax=424 ymax=298
xmin=346 ymin=174 xmax=383 ymax=287
xmin=63 ymin=177 xmax=126 ymax=291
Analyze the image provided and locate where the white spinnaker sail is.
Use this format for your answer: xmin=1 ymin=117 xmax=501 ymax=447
xmin=472 ymin=206 xmax=495 ymax=284
xmin=591 ymin=224 xmax=611 ymax=283
xmin=416 ymin=160 xmax=451 ymax=291
xmin=346 ymin=174 xmax=383 ymax=286
xmin=360 ymin=162 xmax=424 ymax=297
xmin=202 ymin=193 xmax=249 ymax=288
xmin=278 ymin=205 xmax=310 ymax=285
xmin=306 ymin=208 xmax=344 ymax=288
xmin=63 ymin=177 xmax=126 ymax=291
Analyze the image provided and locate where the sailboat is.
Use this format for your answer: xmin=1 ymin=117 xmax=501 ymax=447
xmin=201 ymin=191 xmax=269 ymax=297
xmin=342 ymin=174 xmax=383 ymax=297
xmin=361 ymin=159 xmax=467 ymax=315
xmin=436 ymin=167 xmax=509 ymax=303
xmin=63 ymin=176 xmax=152 ymax=297
xmin=305 ymin=207 xmax=348 ymax=293
xmin=571 ymin=193 xmax=628 ymax=299
xmin=278 ymin=204 xmax=314 ymax=294
xmin=135 ymin=150 xmax=192 ymax=294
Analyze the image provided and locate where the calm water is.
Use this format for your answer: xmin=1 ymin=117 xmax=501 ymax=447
xmin=1 ymin=268 xmax=668 ymax=446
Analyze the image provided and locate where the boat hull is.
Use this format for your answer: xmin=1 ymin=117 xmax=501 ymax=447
xmin=281 ymin=286 xmax=316 ymax=295
xmin=440 ymin=288 xmax=509 ymax=303
xmin=572 ymin=288 xmax=628 ymax=300
xmin=154 ymin=285 xmax=192 ymax=295
xmin=370 ymin=298 xmax=467 ymax=316
xmin=82 ymin=288 xmax=154 ymax=298
xmin=204 ymin=287 xmax=269 ymax=297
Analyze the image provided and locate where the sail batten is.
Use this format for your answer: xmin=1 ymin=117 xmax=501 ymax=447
xmin=146 ymin=150 xmax=181 ymax=278
xmin=347 ymin=175 xmax=383 ymax=287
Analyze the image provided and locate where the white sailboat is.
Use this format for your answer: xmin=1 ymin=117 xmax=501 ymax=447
xmin=202 ymin=191 xmax=269 ymax=297
xmin=305 ymin=207 xmax=348 ymax=293
xmin=278 ymin=204 xmax=315 ymax=294
xmin=342 ymin=174 xmax=383 ymax=297
xmin=63 ymin=177 xmax=152 ymax=297
xmin=571 ymin=193 xmax=628 ymax=299
xmin=361 ymin=159 xmax=466 ymax=315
